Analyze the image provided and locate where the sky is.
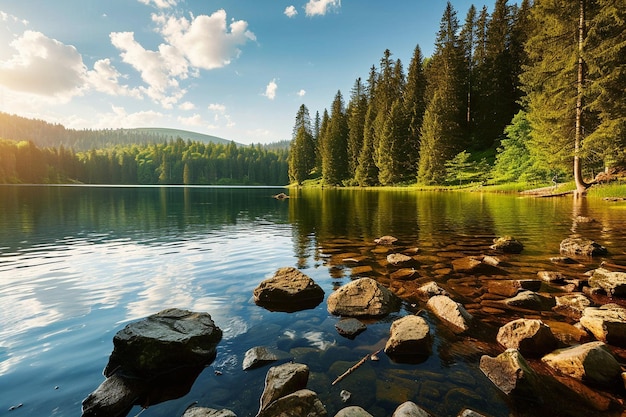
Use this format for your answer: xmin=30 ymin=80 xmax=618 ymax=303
xmin=0 ymin=0 xmax=484 ymax=145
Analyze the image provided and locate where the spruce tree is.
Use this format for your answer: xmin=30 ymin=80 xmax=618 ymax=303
xmin=347 ymin=78 xmax=368 ymax=178
xmin=322 ymin=91 xmax=349 ymax=185
xmin=404 ymin=44 xmax=427 ymax=175
xmin=355 ymin=66 xmax=380 ymax=185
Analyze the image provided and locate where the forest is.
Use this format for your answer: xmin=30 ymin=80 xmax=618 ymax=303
xmin=288 ymin=0 xmax=626 ymax=191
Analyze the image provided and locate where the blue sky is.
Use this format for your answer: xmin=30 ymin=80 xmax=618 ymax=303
xmin=0 ymin=0 xmax=484 ymax=145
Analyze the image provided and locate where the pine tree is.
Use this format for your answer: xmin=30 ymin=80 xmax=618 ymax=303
xmin=404 ymin=44 xmax=427 ymax=174
xmin=378 ymin=99 xmax=410 ymax=185
xmin=322 ymin=91 xmax=349 ymax=185
xmin=288 ymin=105 xmax=315 ymax=185
xmin=355 ymin=66 xmax=380 ymax=186
xmin=347 ymin=78 xmax=368 ymax=178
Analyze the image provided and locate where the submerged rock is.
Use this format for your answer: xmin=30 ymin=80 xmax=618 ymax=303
xmin=243 ymin=346 xmax=291 ymax=370
xmin=183 ymin=407 xmax=237 ymax=417
xmin=384 ymin=315 xmax=432 ymax=361
xmin=327 ymin=278 xmax=400 ymax=317
xmin=490 ymin=236 xmax=524 ymax=254
xmin=259 ymin=363 xmax=310 ymax=412
xmin=496 ymin=319 xmax=557 ymax=356
xmin=560 ymin=238 xmax=608 ymax=257
xmin=335 ymin=318 xmax=367 ymax=338
xmin=374 ymin=235 xmax=398 ymax=245
xmin=426 ymin=295 xmax=473 ymax=334
xmin=541 ymin=341 xmax=621 ymax=386
xmin=392 ymin=401 xmax=433 ymax=417
xmin=253 ymin=267 xmax=325 ymax=312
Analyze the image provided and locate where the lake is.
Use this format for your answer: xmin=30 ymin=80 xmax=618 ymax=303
xmin=1 ymin=185 xmax=626 ymax=417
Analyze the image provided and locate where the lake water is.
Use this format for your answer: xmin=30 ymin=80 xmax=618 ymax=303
xmin=1 ymin=185 xmax=626 ymax=417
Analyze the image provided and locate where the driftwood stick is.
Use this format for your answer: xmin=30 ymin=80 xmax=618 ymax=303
xmin=331 ymin=349 xmax=382 ymax=386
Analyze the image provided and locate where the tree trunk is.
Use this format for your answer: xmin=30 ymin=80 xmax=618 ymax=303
xmin=574 ymin=0 xmax=589 ymax=196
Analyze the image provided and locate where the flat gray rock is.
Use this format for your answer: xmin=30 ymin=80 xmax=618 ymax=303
xmin=335 ymin=318 xmax=367 ymax=338
xmin=243 ymin=346 xmax=291 ymax=370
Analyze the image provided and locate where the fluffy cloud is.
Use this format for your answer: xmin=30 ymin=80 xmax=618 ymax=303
xmin=0 ymin=11 xmax=29 ymax=25
xmin=177 ymin=113 xmax=204 ymax=126
xmin=264 ymin=79 xmax=277 ymax=100
xmin=0 ymin=31 xmax=86 ymax=100
xmin=284 ymin=6 xmax=298 ymax=18
xmin=297 ymin=89 xmax=306 ymax=97
xmin=93 ymin=105 xmax=165 ymax=129
xmin=305 ymin=0 xmax=341 ymax=16
xmin=138 ymin=0 xmax=178 ymax=8
xmin=208 ymin=103 xmax=226 ymax=113
xmin=87 ymin=58 xmax=142 ymax=98
xmin=178 ymin=101 xmax=195 ymax=110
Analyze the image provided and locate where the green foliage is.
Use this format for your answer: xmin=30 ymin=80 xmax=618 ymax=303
xmin=321 ymin=91 xmax=349 ymax=185
xmin=491 ymin=111 xmax=533 ymax=183
xmin=445 ymin=150 xmax=489 ymax=185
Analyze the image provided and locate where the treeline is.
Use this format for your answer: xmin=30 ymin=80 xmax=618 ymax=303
xmin=289 ymin=0 xmax=626 ymax=187
xmin=0 ymin=138 xmax=289 ymax=185
xmin=0 ymin=112 xmax=234 ymax=152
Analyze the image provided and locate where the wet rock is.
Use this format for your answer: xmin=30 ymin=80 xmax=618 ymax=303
xmin=416 ymin=281 xmax=449 ymax=299
xmin=537 ymin=271 xmax=565 ymax=283
xmin=384 ymin=315 xmax=432 ymax=360
xmin=334 ymin=406 xmax=373 ymax=417
xmin=575 ymin=216 xmax=595 ymax=223
xmin=392 ymin=401 xmax=432 ymax=417
xmin=183 ymin=407 xmax=237 ymax=417
xmin=103 ymin=308 xmax=222 ymax=379
xmin=335 ymin=318 xmax=367 ymax=339
xmin=374 ymin=235 xmax=397 ymax=245
xmin=486 ymin=279 xmax=541 ymax=297
xmin=543 ymin=320 xmax=590 ymax=345
xmin=253 ymin=267 xmax=325 ymax=312
xmin=257 ymin=389 xmax=327 ymax=417
xmin=550 ymin=256 xmax=578 ymax=265
xmin=387 ymin=253 xmax=413 ymax=265
xmin=426 ymin=295 xmax=473 ymax=334
xmin=560 ymin=238 xmax=608 ymax=257
xmin=457 ymin=409 xmax=490 ymax=417
xmin=496 ymin=319 xmax=557 ymax=356
xmin=272 ymin=193 xmax=289 ymax=200
xmin=541 ymin=341 xmax=621 ymax=386
xmin=390 ymin=268 xmax=418 ymax=280
xmin=327 ymin=278 xmax=400 ymax=317
xmin=490 ymin=236 xmax=524 ymax=254
xmin=502 ymin=290 xmax=554 ymax=311
xmin=259 ymin=362 xmax=309 ymax=412
xmin=452 ymin=256 xmax=482 ymax=273
xmin=82 ymin=374 xmax=142 ymax=417
xmin=588 ymin=267 xmax=626 ymax=296
xmin=579 ymin=304 xmax=626 ymax=347
xmin=479 ymin=349 xmax=541 ymax=397
xmin=340 ymin=389 xmax=351 ymax=402
xmin=552 ymin=293 xmax=592 ymax=319
xmin=243 ymin=346 xmax=291 ymax=370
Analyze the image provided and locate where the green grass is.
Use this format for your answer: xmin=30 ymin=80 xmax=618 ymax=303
xmin=588 ymin=182 xmax=626 ymax=198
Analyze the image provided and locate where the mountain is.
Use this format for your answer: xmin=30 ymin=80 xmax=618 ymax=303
xmin=126 ymin=127 xmax=238 ymax=146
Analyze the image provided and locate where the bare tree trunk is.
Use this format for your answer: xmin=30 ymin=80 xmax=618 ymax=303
xmin=574 ymin=0 xmax=590 ymax=196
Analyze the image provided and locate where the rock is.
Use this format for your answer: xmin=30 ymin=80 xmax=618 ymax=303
xmin=579 ymin=304 xmax=626 ymax=347
xmin=387 ymin=253 xmax=412 ymax=265
xmin=426 ymin=295 xmax=473 ymax=334
xmin=575 ymin=216 xmax=595 ymax=223
xmin=82 ymin=374 xmax=142 ymax=417
xmin=327 ymin=278 xmax=400 ymax=317
xmin=552 ymin=293 xmax=591 ymax=319
xmin=550 ymin=256 xmax=578 ymax=265
xmin=374 ymin=235 xmax=398 ymax=245
xmin=457 ymin=409 xmax=490 ymax=417
xmin=340 ymin=389 xmax=351 ymax=402
xmin=487 ymin=279 xmax=541 ymax=297
xmin=490 ymin=236 xmax=523 ymax=254
xmin=392 ymin=401 xmax=432 ymax=417
xmin=541 ymin=341 xmax=621 ymax=386
xmin=480 ymin=349 xmax=541 ymax=397
xmin=496 ymin=319 xmax=557 ymax=356
xmin=334 ymin=406 xmax=373 ymax=417
xmin=259 ymin=363 xmax=309 ymax=412
xmin=451 ymin=256 xmax=483 ymax=273
xmin=560 ymin=238 xmax=608 ymax=257
xmin=537 ymin=271 xmax=565 ymax=283
xmin=384 ymin=315 xmax=432 ymax=360
xmin=588 ymin=267 xmax=626 ymax=296
xmin=502 ymin=291 xmax=554 ymax=311
xmin=183 ymin=407 xmax=237 ymax=417
xmin=272 ymin=193 xmax=289 ymax=200
xmin=253 ymin=267 xmax=324 ymax=312
xmin=257 ymin=389 xmax=327 ymax=417
xmin=416 ymin=281 xmax=449 ymax=299
xmin=243 ymin=346 xmax=291 ymax=370
xmin=335 ymin=318 xmax=367 ymax=339
xmin=103 ymin=308 xmax=222 ymax=379
xmin=390 ymin=268 xmax=418 ymax=280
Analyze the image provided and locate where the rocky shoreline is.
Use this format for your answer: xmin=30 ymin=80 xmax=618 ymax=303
xmin=83 ymin=231 xmax=626 ymax=417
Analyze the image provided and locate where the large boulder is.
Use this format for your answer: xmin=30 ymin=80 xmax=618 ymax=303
xmin=257 ymin=389 xmax=327 ymax=417
xmin=384 ymin=315 xmax=432 ymax=360
xmin=259 ymin=363 xmax=310 ymax=412
xmin=392 ymin=401 xmax=432 ymax=417
xmin=588 ymin=268 xmax=626 ymax=296
xmin=426 ymin=295 xmax=473 ymax=334
xmin=103 ymin=308 xmax=222 ymax=378
xmin=541 ymin=341 xmax=621 ymax=386
xmin=560 ymin=238 xmax=608 ymax=257
xmin=253 ymin=267 xmax=325 ymax=312
xmin=327 ymin=278 xmax=400 ymax=317
xmin=579 ymin=304 xmax=626 ymax=347
xmin=334 ymin=406 xmax=373 ymax=417
xmin=490 ymin=236 xmax=524 ymax=254
xmin=479 ymin=349 xmax=541 ymax=397
xmin=496 ymin=319 xmax=557 ymax=356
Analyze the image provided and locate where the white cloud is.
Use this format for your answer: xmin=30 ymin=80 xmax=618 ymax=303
xmin=93 ymin=105 xmax=165 ymax=128
xmin=0 ymin=11 xmax=29 ymax=25
xmin=87 ymin=58 xmax=142 ymax=99
xmin=138 ymin=0 xmax=178 ymax=9
xmin=284 ymin=6 xmax=298 ymax=18
xmin=264 ymin=79 xmax=277 ymax=100
xmin=208 ymin=103 xmax=226 ymax=113
xmin=305 ymin=0 xmax=341 ymax=16
xmin=178 ymin=113 xmax=204 ymax=126
xmin=297 ymin=89 xmax=306 ymax=97
xmin=0 ymin=31 xmax=86 ymax=101
xmin=154 ymin=10 xmax=256 ymax=70
xmin=179 ymin=101 xmax=195 ymax=110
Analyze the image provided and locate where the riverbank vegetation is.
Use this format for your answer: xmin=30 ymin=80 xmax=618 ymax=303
xmin=288 ymin=0 xmax=626 ymax=195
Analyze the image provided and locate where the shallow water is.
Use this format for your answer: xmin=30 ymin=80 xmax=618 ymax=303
xmin=1 ymin=185 xmax=625 ymax=417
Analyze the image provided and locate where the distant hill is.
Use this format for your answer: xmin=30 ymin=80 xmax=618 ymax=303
xmin=127 ymin=127 xmax=237 ymax=146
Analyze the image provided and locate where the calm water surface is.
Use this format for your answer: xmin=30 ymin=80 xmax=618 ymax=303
xmin=1 ymin=185 xmax=626 ymax=417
